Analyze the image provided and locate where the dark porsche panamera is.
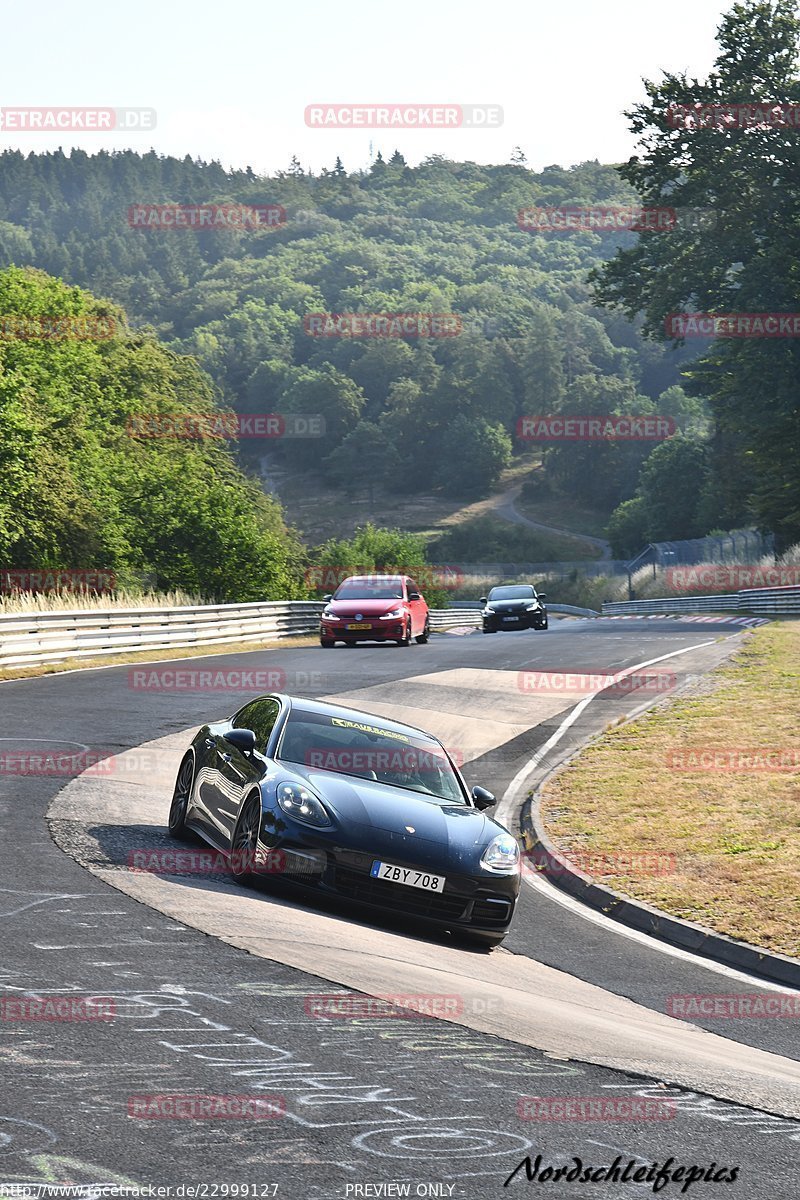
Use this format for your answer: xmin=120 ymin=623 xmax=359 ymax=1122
xmin=168 ymin=694 xmax=521 ymax=946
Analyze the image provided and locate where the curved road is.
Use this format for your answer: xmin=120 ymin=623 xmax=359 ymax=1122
xmin=492 ymin=485 xmax=613 ymax=560
xmin=1 ymin=619 xmax=798 ymax=1197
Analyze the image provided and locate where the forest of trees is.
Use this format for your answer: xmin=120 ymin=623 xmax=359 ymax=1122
xmin=0 ymin=268 xmax=304 ymax=598
xmin=0 ymin=145 xmax=715 ymax=564
xmin=1 ymin=0 xmax=798 ymax=593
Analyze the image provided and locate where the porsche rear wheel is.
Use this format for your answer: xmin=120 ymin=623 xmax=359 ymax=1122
xmin=230 ymin=793 xmax=261 ymax=882
xmin=168 ymin=755 xmax=194 ymax=840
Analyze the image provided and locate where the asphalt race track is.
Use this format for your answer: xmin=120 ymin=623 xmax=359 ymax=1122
xmin=1 ymin=617 xmax=798 ymax=1198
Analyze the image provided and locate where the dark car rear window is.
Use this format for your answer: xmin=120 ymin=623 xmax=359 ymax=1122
xmin=489 ymin=585 xmax=536 ymax=600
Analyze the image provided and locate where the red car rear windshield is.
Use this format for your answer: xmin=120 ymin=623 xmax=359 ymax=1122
xmin=334 ymin=580 xmax=403 ymax=600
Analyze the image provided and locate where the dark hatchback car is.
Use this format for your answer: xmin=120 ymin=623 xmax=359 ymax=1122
xmin=168 ymin=694 xmax=520 ymax=946
xmin=481 ymin=584 xmax=548 ymax=632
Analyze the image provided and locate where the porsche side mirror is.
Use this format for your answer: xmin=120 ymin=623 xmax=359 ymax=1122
xmin=224 ymin=728 xmax=257 ymax=754
xmin=479 ymin=596 xmax=488 ymax=604
xmin=323 ymin=593 xmax=333 ymax=601
xmin=472 ymin=785 xmax=496 ymax=810
xmin=408 ymin=591 xmax=421 ymax=600
xmin=537 ymin=592 xmax=547 ymax=600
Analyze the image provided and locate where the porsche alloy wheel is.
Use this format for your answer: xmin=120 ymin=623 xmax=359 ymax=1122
xmin=230 ymin=794 xmax=261 ymax=881
xmin=168 ymin=755 xmax=194 ymax=840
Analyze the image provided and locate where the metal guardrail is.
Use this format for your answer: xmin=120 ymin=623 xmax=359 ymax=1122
xmin=0 ymin=601 xmax=327 ymax=668
xmin=12 ymin=582 xmax=793 ymax=669
xmin=0 ymin=600 xmax=504 ymax=668
xmin=603 ymin=595 xmax=741 ymax=614
xmin=429 ymin=609 xmax=482 ymax=629
xmin=737 ymin=585 xmax=800 ymax=614
xmin=603 ymin=584 xmax=800 ymax=616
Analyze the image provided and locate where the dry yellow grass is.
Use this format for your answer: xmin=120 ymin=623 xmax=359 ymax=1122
xmin=0 ymin=588 xmax=206 ymax=615
xmin=540 ymin=622 xmax=800 ymax=957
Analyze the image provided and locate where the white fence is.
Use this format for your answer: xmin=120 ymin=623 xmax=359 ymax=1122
xmin=0 ymin=600 xmax=498 ymax=668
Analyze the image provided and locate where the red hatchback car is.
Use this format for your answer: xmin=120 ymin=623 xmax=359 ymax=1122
xmin=320 ymin=575 xmax=430 ymax=647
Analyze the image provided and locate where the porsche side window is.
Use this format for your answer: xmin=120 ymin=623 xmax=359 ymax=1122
xmin=233 ymin=699 xmax=279 ymax=752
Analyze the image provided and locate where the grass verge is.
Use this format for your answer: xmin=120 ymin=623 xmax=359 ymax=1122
xmin=540 ymin=621 xmax=800 ymax=958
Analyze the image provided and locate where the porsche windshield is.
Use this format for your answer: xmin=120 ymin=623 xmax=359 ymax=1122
xmin=334 ymin=580 xmax=404 ymax=600
xmin=277 ymin=708 xmax=465 ymax=803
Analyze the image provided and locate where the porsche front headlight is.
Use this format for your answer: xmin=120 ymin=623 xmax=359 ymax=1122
xmin=480 ymin=833 xmax=520 ymax=874
xmin=276 ymin=782 xmax=332 ymax=828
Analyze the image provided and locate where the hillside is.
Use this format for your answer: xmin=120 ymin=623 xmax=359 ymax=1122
xmin=0 ymin=151 xmax=712 ymax=556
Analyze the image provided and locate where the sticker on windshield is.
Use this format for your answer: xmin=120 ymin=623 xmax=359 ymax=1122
xmin=330 ymin=717 xmax=410 ymax=743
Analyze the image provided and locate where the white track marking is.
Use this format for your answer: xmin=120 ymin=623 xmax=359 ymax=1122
xmin=495 ymin=638 xmax=718 ymax=826
xmin=520 ymin=863 xmax=799 ymax=993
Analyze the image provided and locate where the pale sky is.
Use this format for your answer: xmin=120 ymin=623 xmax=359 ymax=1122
xmin=0 ymin=0 xmax=733 ymax=174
